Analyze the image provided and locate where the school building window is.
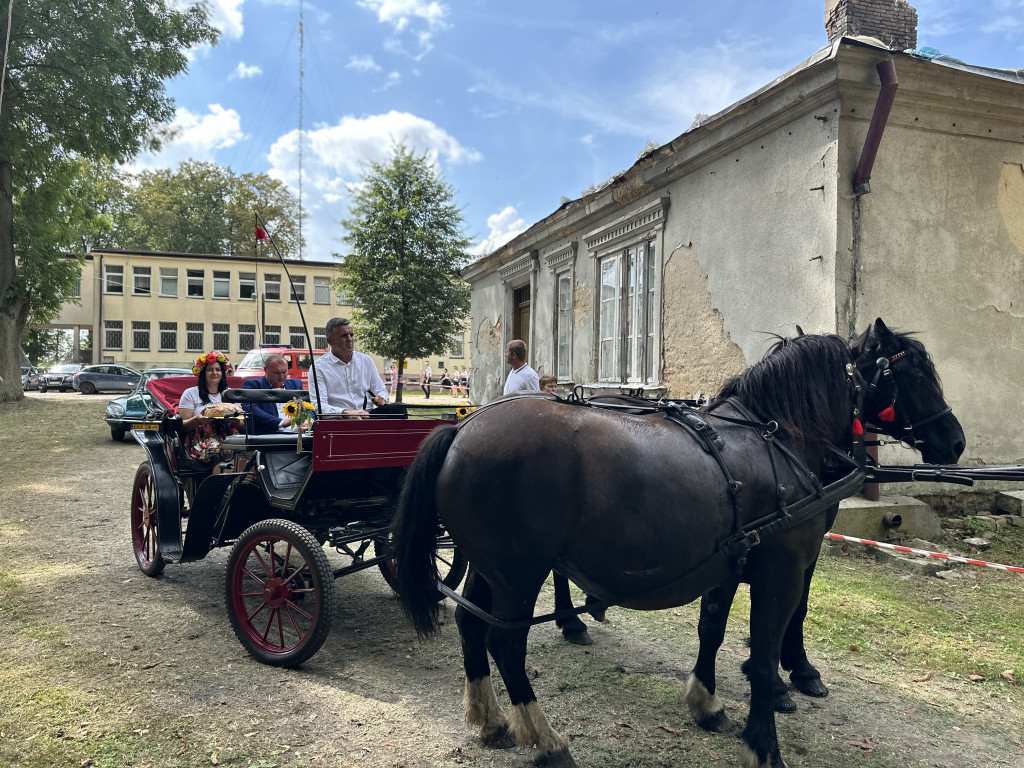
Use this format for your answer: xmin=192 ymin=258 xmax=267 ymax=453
xmin=263 ymin=325 xmax=281 ymax=345
xmin=314 ymin=276 xmax=330 ymax=304
xmin=186 ymin=322 xmax=204 ymax=352
xmin=238 ymin=324 xmax=256 ymax=352
xmin=598 ymin=242 xmax=655 ymax=383
xmin=133 ymin=267 xmax=151 ymax=296
xmin=313 ymin=327 xmax=326 ymax=349
xmin=131 ymin=321 xmax=150 ymax=351
xmin=160 ymin=268 xmax=178 ymax=297
xmin=186 ymin=269 xmax=204 ymax=298
xmin=264 ymin=274 xmax=281 ymax=301
xmin=159 ymin=322 xmax=177 ymax=352
xmin=104 ymin=265 xmax=123 ymax=295
xmin=289 ymin=276 xmax=306 ymax=303
xmin=213 ymin=323 xmax=230 ymax=351
xmin=239 ymin=272 xmax=256 ymax=300
xmin=289 ymin=326 xmax=305 ymax=348
xmin=104 ymin=320 xmax=123 ymax=350
xmin=213 ymin=271 xmax=230 ymax=299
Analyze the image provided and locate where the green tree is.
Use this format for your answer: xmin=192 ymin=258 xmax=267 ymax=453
xmin=339 ymin=144 xmax=471 ymax=402
xmin=226 ymin=171 xmax=303 ymax=258
xmin=0 ymin=0 xmax=217 ymax=402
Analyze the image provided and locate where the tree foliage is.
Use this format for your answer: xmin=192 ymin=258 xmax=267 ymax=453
xmin=0 ymin=0 xmax=217 ymax=401
xmin=340 ymin=144 xmax=471 ymax=401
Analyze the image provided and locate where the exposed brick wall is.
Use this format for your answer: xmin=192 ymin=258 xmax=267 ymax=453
xmin=826 ymin=0 xmax=918 ymax=51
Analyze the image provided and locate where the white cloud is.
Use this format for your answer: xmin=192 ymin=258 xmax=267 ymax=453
xmin=229 ymin=61 xmax=262 ymax=80
xmin=129 ymin=105 xmax=246 ymax=171
xmin=346 ymin=55 xmax=383 ymax=73
xmin=206 ymin=0 xmax=245 ymax=40
xmin=357 ymin=0 xmax=448 ymax=33
xmin=469 ymin=206 xmax=528 ymax=256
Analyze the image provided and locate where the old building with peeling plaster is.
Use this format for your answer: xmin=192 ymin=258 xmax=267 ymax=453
xmin=462 ymin=0 xmax=1024 ymax=475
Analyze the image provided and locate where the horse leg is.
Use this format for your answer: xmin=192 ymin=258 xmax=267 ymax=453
xmin=741 ymin=568 xmax=804 ymax=768
xmin=780 ymin=555 xmax=829 ymax=698
xmin=456 ymin=569 xmax=515 ymax=749
xmin=552 ymin=572 xmax=591 ymax=646
xmin=487 ymin=588 xmax=576 ymax=768
xmin=687 ymin=581 xmax=740 ymax=733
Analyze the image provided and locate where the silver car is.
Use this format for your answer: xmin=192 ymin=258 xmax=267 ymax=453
xmin=39 ymin=363 xmax=83 ymax=392
xmin=72 ymin=364 xmax=141 ymax=395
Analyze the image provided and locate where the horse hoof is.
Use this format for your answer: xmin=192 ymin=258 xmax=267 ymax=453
xmin=481 ymin=724 xmax=516 ymax=749
xmin=534 ymin=747 xmax=578 ymax=768
xmin=561 ymin=626 xmax=593 ymax=646
xmin=773 ymin=691 xmax=797 ymax=713
xmin=791 ymin=674 xmax=829 ymax=698
xmin=697 ymin=709 xmax=737 ymax=734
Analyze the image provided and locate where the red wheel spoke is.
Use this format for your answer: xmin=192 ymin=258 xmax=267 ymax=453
xmin=281 ymin=562 xmax=309 ymax=588
xmin=252 ymin=546 xmax=273 ymax=578
xmin=260 ymin=607 xmax=277 ymax=641
xmin=281 ymin=541 xmax=294 ymax=576
xmin=240 ymin=565 xmax=266 ymax=587
xmin=276 ymin=608 xmax=285 ymax=648
xmin=285 ymin=599 xmax=314 ymax=623
xmin=247 ymin=600 xmax=269 ymax=624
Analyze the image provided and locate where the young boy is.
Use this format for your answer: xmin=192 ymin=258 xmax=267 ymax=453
xmin=539 ymin=374 xmax=558 ymax=394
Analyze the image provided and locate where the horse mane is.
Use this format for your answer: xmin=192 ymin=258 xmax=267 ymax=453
xmin=712 ymin=333 xmax=852 ymax=447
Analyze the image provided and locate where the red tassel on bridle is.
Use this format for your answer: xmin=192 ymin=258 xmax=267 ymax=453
xmin=851 ymin=418 xmax=864 ymax=436
xmin=877 ymin=406 xmax=895 ymax=422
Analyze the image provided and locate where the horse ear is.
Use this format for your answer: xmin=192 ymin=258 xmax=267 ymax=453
xmin=873 ymin=318 xmax=893 ymax=341
xmin=795 ymin=325 xmax=805 ymax=337
xmin=850 ymin=326 xmax=871 ymax=355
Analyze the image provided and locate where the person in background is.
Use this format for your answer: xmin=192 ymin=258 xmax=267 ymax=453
xmin=242 ymin=353 xmax=306 ymax=434
xmin=389 ymin=364 xmax=399 ymax=395
xmin=312 ymin=318 xmax=394 ymax=418
xmin=440 ymin=367 xmax=452 ymax=394
xmin=503 ymin=339 xmax=539 ymax=395
xmin=539 ymin=374 xmax=558 ymax=394
xmin=420 ymin=364 xmax=432 ymax=399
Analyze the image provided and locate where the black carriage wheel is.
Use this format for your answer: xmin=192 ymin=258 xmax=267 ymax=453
xmin=130 ymin=463 xmax=165 ymax=577
xmin=226 ymin=519 xmax=335 ymax=667
xmin=374 ymin=534 xmax=468 ymax=600
xmin=79 ymin=381 xmax=97 ymax=395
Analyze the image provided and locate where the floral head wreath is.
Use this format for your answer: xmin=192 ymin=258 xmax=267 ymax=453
xmin=193 ymin=351 xmax=232 ymax=377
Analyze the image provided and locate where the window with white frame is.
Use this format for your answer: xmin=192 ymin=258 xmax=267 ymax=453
xmin=556 ymin=272 xmax=572 ymax=379
xmin=289 ymin=326 xmax=305 ymax=348
xmin=239 ymin=272 xmax=256 ymax=301
xmin=598 ymin=241 xmax=655 ymax=383
xmin=264 ymin=274 xmax=281 ymax=301
xmin=104 ymin=320 xmax=123 ymax=350
xmin=159 ymin=322 xmax=177 ymax=352
xmin=71 ymin=276 xmax=81 ymax=298
xmin=314 ymin=276 xmax=330 ymax=304
xmin=133 ymin=266 xmax=151 ymax=296
xmin=186 ymin=322 xmax=204 ymax=352
xmin=213 ymin=271 xmax=230 ymax=299
xmin=289 ymin=276 xmax=306 ymax=303
xmin=213 ymin=323 xmax=230 ymax=351
xmin=160 ymin=268 xmax=178 ymax=297
xmin=131 ymin=321 xmax=150 ymax=351
xmin=263 ymin=325 xmax=281 ymax=345
xmin=313 ymin=327 xmax=326 ymax=349
xmin=186 ymin=269 xmax=204 ymax=298
xmin=238 ymin=324 xmax=256 ymax=352
xmin=449 ymin=333 xmax=465 ymax=359
xmin=104 ymin=265 xmax=123 ymax=294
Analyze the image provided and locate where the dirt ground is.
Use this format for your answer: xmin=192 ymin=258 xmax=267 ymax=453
xmin=1 ymin=396 xmax=1022 ymax=768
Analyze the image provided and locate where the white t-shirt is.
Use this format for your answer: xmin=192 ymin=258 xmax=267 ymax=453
xmin=503 ymin=363 xmax=540 ymax=395
xmin=179 ymin=387 xmax=223 ymax=414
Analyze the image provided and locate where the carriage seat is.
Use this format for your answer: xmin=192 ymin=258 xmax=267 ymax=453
xmin=159 ymin=414 xmax=217 ymax=475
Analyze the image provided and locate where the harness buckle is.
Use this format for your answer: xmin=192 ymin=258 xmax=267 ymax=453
xmin=743 ymin=530 xmax=761 ymax=548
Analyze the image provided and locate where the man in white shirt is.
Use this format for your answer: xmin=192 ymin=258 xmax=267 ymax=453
xmin=311 ymin=318 xmax=389 ymax=418
xmin=503 ymin=339 xmax=540 ymax=395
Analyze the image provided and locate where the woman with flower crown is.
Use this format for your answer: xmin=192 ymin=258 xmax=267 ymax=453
xmin=178 ymin=351 xmax=241 ymax=471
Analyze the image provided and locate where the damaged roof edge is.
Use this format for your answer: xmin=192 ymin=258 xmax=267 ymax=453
xmin=461 ymin=35 xmax=1023 ymax=282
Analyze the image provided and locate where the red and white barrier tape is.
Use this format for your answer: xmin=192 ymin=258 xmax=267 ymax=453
xmin=824 ymin=532 xmax=1024 ymax=574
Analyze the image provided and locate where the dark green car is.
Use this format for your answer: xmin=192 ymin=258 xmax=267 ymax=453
xmin=104 ymin=368 xmax=192 ymax=442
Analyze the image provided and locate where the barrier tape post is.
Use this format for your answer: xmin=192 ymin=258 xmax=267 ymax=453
xmin=824 ymin=532 xmax=1024 ymax=574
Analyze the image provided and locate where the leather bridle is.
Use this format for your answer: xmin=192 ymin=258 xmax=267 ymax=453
xmin=862 ymin=349 xmax=952 ymax=449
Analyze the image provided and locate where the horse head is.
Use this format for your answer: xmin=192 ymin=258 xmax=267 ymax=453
xmin=850 ymin=318 xmax=965 ymax=464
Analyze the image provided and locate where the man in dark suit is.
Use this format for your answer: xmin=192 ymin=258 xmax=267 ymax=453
xmin=242 ymin=354 xmax=306 ymax=434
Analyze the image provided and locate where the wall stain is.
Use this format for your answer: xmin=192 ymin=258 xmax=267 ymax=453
xmin=997 ymin=162 xmax=1024 ymax=255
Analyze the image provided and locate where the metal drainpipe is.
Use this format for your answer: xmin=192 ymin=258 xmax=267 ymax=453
xmin=96 ymin=253 xmax=102 ymax=365
xmin=852 ymin=59 xmax=899 ymax=196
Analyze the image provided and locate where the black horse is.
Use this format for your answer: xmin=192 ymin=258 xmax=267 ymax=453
xmin=391 ymin=321 xmax=964 ymax=768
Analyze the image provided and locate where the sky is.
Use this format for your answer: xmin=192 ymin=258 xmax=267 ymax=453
xmin=136 ymin=0 xmax=1024 ymax=262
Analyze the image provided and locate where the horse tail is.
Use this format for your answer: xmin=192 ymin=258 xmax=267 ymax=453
xmin=391 ymin=423 xmax=459 ymax=638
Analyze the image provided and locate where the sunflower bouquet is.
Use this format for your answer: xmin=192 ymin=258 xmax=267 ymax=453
xmin=283 ymin=397 xmax=316 ymax=452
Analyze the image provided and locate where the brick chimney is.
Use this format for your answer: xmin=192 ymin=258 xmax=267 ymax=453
xmin=825 ymin=0 xmax=918 ymax=51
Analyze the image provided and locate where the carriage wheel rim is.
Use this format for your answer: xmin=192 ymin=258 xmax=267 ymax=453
xmin=131 ymin=468 xmax=157 ymax=567
xmin=230 ymin=534 xmax=319 ymax=655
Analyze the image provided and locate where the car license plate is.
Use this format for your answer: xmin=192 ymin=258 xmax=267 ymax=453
xmin=134 ymin=423 xmax=160 ymax=431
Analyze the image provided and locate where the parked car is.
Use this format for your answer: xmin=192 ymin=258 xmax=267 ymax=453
xmin=21 ymin=366 xmax=41 ymax=391
xmin=104 ymin=368 xmax=193 ymax=441
xmin=72 ymin=364 xmax=141 ymax=395
xmin=235 ymin=345 xmax=325 ymax=385
xmin=39 ymin=363 xmax=83 ymax=392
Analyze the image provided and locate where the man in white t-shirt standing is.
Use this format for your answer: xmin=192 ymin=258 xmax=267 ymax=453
xmin=312 ymin=318 xmax=389 ymax=418
xmin=502 ymin=339 xmax=540 ymax=395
